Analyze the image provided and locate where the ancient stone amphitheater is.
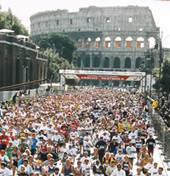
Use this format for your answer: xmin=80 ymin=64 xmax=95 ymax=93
xmin=30 ymin=6 xmax=160 ymax=74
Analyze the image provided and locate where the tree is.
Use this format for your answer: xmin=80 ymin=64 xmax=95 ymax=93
xmin=160 ymin=60 xmax=170 ymax=93
xmin=33 ymin=33 xmax=76 ymax=63
xmin=44 ymin=49 xmax=74 ymax=82
xmin=154 ymin=59 xmax=170 ymax=93
xmin=0 ymin=9 xmax=28 ymax=35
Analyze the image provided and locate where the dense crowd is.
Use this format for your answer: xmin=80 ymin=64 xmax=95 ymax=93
xmin=0 ymin=87 xmax=166 ymax=176
xmin=157 ymin=92 xmax=170 ymax=127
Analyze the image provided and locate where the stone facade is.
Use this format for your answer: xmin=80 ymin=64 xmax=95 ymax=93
xmin=30 ymin=6 xmax=160 ymax=73
xmin=0 ymin=34 xmax=48 ymax=88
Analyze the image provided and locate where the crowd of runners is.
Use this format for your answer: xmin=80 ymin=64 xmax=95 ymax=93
xmin=0 ymin=87 xmax=166 ymax=175
xmin=158 ymin=92 xmax=170 ymax=128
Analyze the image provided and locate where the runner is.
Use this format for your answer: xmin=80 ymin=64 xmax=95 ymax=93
xmin=0 ymin=87 xmax=167 ymax=175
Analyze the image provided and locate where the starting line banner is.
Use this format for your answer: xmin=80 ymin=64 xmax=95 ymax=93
xmin=59 ymin=69 xmax=146 ymax=81
xmin=77 ymin=75 xmax=129 ymax=80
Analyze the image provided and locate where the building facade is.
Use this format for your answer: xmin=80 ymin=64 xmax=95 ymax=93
xmin=0 ymin=34 xmax=48 ymax=89
xmin=30 ymin=6 xmax=160 ymax=85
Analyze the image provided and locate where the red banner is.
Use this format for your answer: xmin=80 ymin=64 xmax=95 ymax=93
xmin=77 ymin=74 xmax=129 ymax=80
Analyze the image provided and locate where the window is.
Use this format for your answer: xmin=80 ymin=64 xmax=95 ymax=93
xmin=106 ymin=17 xmax=111 ymax=23
xmin=104 ymin=37 xmax=111 ymax=48
xmin=95 ymin=37 xmax=101 ymax=48
xmin=136 ymin=37 xmax=144 ymax=48
xmin=125 ymin=37 xmax=133 ymax=48
xmin=87 ymin=37 xmax=91 ymax=42
xmin=92 ymin=56 xmax=100 ymax=67
xmin=113 ymin=57 xmax=120 ymax=68
xmin=70 ymin=19 xmax=73 ymax=25
xmin=114 ymin=37 xmax=122 ymax=48
xmin=87 ymin=17 xmax=91 ymax=23
xmin=135 ymin=57 xmax=142 ymax=68
xmin=148 ymin=37 xmax=156 ymax=48
xmin=56 ymin=19 xmax=59 ymax=25
xmin=125 ymin=57 xmax=131 ymax=68
xmin=126 ymin=41 xmax=132 ymax=48
xmin=115 ymin=41 xmax=121 ymax=48
xmin=45 ymin=22 xmax=48 ymax=27
xmin=77 ymin=39 xmax=82 ymax=48
xmin=103 ymin=57 xmax=110 ymax=68
xmin=128 ymin=17 xmax=132 ymax=23
xmin=86 ymin=38 xmax=92 ymax=48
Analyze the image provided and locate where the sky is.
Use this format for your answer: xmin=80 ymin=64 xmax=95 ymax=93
xmin=1 ymin=0 xmax=170 ymax=47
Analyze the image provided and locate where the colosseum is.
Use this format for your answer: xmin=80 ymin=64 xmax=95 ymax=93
xmin=30 ymin=6 xmax=160 ymax=85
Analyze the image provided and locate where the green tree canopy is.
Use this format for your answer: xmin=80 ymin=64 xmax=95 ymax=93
xmin=33 ymin=33 xmax=76 ymax=63
xmin=44 ymin=49 xmax=74 ymax=82
xmin=160 ymin=60 xmax=170 ymax=93
xmin=154 ymin=60 xmax=170 ymax=93
xmin=0 ymin=8 xmax=28 ymax=35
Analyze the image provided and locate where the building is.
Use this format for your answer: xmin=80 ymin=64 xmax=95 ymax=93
xmin=30 ymin=6 xmax=160 ymax=85
xmin=0 ymin=33 xmax=48 ymax=89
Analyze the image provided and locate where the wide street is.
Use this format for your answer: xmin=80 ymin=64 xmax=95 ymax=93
xmin=0 ymin=87 xmax=169 ymax=175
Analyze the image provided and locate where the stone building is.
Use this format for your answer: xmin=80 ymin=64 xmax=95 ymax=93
xmin=0 ymin=34 xmax=48 ymax=89
xmin=30 ymin=6 xmax=160 ymax=85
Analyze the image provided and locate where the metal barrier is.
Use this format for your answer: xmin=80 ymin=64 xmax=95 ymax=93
xmin=151 ymin=113 xmax=170 ymax=161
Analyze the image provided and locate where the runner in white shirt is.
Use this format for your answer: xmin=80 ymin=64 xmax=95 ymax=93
xmin=148 ymin=162 xmax=158 ymax=176
xmin=126 ymin=142 xmax=136 ymax=165
xmin=105 ymin=161 xmax=116 ymax=176
xmin=157 ymin=167 xmax=166 ymax=176
xmin=111 ymin=164 xmax=126 ymax=176
xmin=0 ymin=162 xmax=12 ymax=176
xmin=81 ymin=158 xmax=91 ymax=176
xmin=115 ymin=150 xmax=124 ymax=162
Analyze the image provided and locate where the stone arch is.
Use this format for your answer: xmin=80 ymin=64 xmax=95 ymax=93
xmin=114 ymin=37 xmax=122 ymax=48
xmin=83 ymin=55 xmax=90 ymax=67
xmin=86 ymin=37 xmax=92 ymax=48
xmin=92 ymin=55 xmax=100 ymax=67
xmin=125 ymin=37 xmax=133 ymax=48
xmin=148 ymin=37 xmax=156 ymax=48
xmin=95 ymin=37 xmax=101 ymax=48
xmin=77 ymin=56 xmax=81 ymax=67
xmin=124 ymin=57 xmax=131 ymax=68
xmin=104 ymin=37 xmax=111 ymax=48
xmin=113 ymin=57 xmax=120 ymax=68
xmin=136 ymin=37 xmax=144 ymax=48
xmin=103 ymin=57 xmax=110 ymax=68
xmin=77 ymin=38 xmax=83 ymax=48
xmin=135 ymin=57 xmax=142 ymax=68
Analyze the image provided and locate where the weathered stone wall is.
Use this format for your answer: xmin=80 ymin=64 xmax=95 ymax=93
xmin=30 ymin=6 xmax=160 ymax=74
xmin=0 ymin=34 xmax=48 ymax=88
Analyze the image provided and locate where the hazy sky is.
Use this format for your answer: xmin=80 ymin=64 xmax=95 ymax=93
xmin=1 ymin=0 xmax=170 ymax=47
